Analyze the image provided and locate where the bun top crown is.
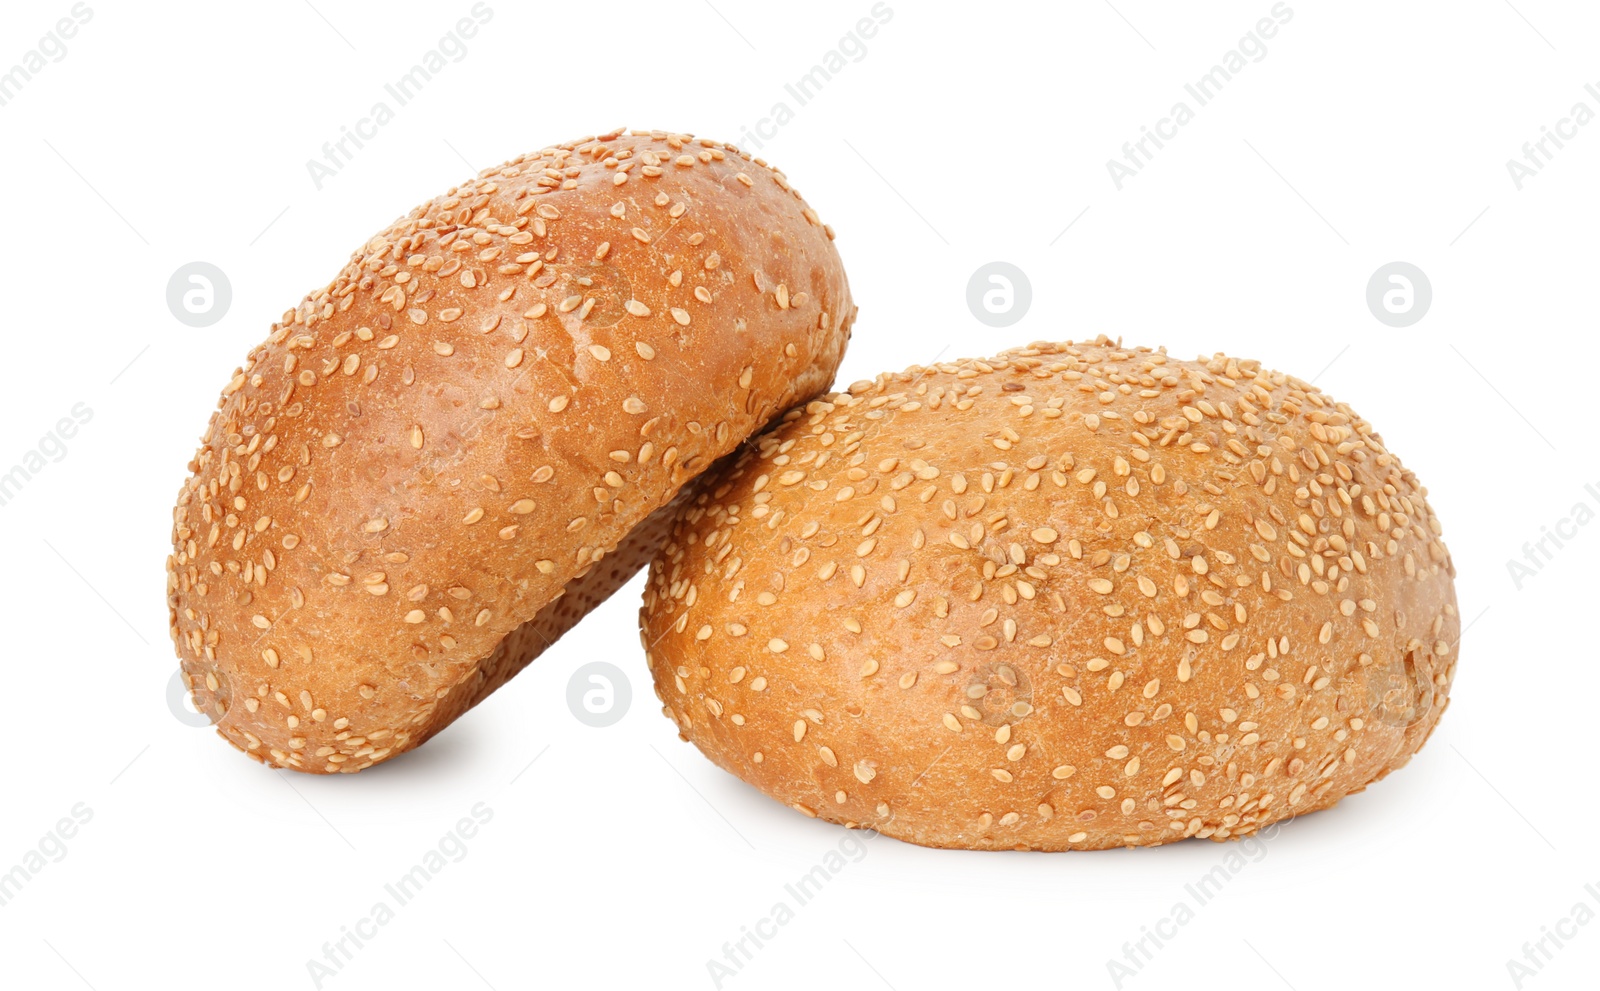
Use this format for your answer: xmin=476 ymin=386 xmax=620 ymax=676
xmin=642 ymin=338 xmax=1456 ymax=850
xmin=168 ymin=128 xmax=854 ymax=772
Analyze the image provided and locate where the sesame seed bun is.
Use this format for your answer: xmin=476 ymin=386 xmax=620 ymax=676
xmin=640 ymin=338 xmax=1457 ymax=850
xmin=168 ymin=128 xmax=855 ymax=773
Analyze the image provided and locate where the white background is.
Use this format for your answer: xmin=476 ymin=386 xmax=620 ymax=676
xmin=0 ymin=1 xmax=1595 ymax=988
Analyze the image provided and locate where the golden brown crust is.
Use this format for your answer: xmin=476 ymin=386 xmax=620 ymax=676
xmin=641 ymin=337 xmax=1457 ymax=850
xmin=168 ymin=128 xmax=855 ymax=773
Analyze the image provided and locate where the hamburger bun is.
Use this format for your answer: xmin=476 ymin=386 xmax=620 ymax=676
xmin=168 ymin=128 xmax=855 ymax=773
xmin=640 ymin=338 xmax=1457 ymax=850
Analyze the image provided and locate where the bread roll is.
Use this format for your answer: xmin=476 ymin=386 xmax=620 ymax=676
xmin=641 ymin=338 xmax=1457 ymax=850
xmin=168 ymin=128 xmax=855 ymax=773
